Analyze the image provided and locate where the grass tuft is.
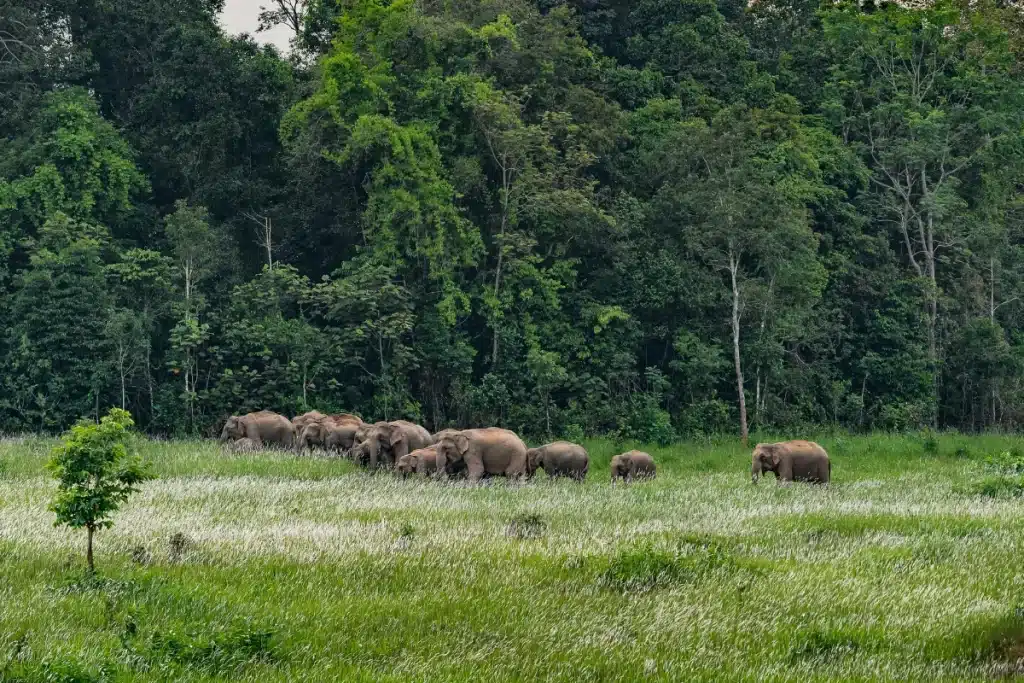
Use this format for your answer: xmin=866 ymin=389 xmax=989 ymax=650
xmin=505 ymin=512 xmax=547 ymax=539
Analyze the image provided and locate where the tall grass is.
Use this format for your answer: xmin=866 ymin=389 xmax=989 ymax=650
xmin=1 ymin=433 xmax=1023 ymax=681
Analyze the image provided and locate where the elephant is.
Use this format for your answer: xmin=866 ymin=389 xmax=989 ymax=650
xmin=435 ymin=428 xmax=528 ymax=482
xmin=292 ymin=410 xmax=327 ymax=431
xmin=323 ymin=417 xmax=364 ymax=453
xmin=298 ymin=414 xmax=364 ymax=453
xmin=353 ymin=421 xmax=385 ymax=449
xmin=432 ymin=428 xmax=461 ymax=442
xmin=220 ymin=411 xmax=295 ymax=449
xmin=610 ymin=451 xmax=656 ymax=483
xmin=364 ymin=420 xmax=434 ymax=469
xmin=526 ymin=441 xmax=589 ymax=481
xmin=751 ymin=440 xmax=830 ymax=485
xmin=227 ymin=437 xmax=259 ymax=453
xmin=350 ymin=439 xmax=371 ymax=467
xmin=396 ymin=445 xmax=439 ymax=477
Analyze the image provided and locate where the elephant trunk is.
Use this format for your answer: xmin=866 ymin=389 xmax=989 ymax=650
xmin=751 ymin=457 xmax=761 ymax=484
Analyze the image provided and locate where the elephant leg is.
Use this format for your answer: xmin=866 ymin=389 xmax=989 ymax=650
xmin=778 ymin=460 xmax=793 ymax=483
xmin=243 ymin=423 xmax=263 ymax=448
xmin=466 ymin=456 xmax=486 ymax=483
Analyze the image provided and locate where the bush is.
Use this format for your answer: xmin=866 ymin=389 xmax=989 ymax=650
xmin=984 ymin=450 xmax=1024 ymax=475
xmin=676 ymin=399 xmax=731 ymax=437
xmin=967 ymin=476 xmax=1024 ymax=499
xmin=617 ymin=394 xmax=675 ymax=446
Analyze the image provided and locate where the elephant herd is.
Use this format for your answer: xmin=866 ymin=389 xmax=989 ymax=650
xmin=220 ymin=410 xmax=832 ymax=485
xmin=219 ymin=410 xmax=662 ymax=483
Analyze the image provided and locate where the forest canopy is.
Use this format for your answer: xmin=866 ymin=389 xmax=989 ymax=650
xmin=2 ymin=0 xmax=1024 ymax=439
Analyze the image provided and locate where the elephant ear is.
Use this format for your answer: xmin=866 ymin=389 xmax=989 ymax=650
xmin=453 ymin=433 xmax=470 ymax=456
xmin=763 ymin=444 xmax=781 ymax=467
xmin=389 ymin=426 xmax=407 ymax=448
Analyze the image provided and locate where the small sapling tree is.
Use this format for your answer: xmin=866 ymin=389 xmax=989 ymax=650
xmin=47 ymin=408 xmax=152 ymax=573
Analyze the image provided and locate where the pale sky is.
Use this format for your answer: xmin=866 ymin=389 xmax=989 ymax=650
xmin=220 ymin=0 xmax=293 ymax=52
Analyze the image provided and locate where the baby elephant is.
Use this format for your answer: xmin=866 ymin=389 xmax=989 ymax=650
xmin=751 ymin=440 xmax=830 ymax=484
xmin=396 ymin=446 xmax=439 ymax=478
xmin=610 ymin=450 xmax=656 ymax=483
xmin=526 ymin=441 xmax=589 ymax=481
xmin=227 ymin=437 xmax=259 ymax=453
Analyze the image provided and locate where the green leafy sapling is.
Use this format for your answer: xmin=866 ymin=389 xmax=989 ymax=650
xmin=47 ymin=408 xmax=152 ymax=573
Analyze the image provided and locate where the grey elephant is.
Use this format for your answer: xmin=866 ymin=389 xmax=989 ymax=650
xmin=610 ymin=450 xmax=656 ymax=483
xmin=364 ymin=420 xmax=434 ymax=470
xmin=220 ymin=411 xmax=295 ymax=449
xmin=436 ymin=428 xmax=528 ymax=482
xmin=526 ymin=441 xmax=589 ymax=481
xmin=396 ymin=445 xmax=439 ymax=477
xmin=751 ymin=440 xmax=830 ymax=484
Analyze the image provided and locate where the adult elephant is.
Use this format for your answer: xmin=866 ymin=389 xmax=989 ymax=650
xmin=610 ymin=451 xmax=656 ymax=483
xmin=322 ymin=415 xmax=364 ymax=453
xmin=220 ymin=411 xmax=295 ymax=449
xmin=396 ymin=445 xmax=439 ymax=477
xmin=751 ymin=440 xmax=830 ymax=484
xmin=526 ymin=441 xmax=589 ymax=481
xmin=435 ymin=428 xmax=528 ymax=482
xmin=295 ymin=413 xmax=363 ymax=453
xmin=365 ymin=420 xmax=433 ymax=469
xmin=292 ymin=410 xmax=327 ymax=432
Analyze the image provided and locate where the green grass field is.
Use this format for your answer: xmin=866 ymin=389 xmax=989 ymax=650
xmin=3 ymin=433 xmax=1024 ymax=681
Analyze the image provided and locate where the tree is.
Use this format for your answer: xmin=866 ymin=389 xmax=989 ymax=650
xmin=639 ymin=100 xmax=829 ymax=444
xmin=105 ymin=309 xmax=147 ymax=411
xmin=823 ymin=0 xmax=1024 ymax=420
xmin=164 ymin=201 xmax=218 ymax=429
xmin=4 ymin=214 xmax=116 ymax=429
xmin=47 ymin=408 xmax=151 ymax=573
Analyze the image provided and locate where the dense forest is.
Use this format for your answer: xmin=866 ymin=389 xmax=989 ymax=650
xmin=2 ymin=0 xmax=1024 ymax=439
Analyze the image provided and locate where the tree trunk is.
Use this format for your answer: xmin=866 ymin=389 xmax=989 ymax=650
xmin=729 ymin=251 xmax=748 ymax=447
xmin=491 ymin=163 xmax=512 ymax=368
xmin=86 ymin=525 xmax=95 ymax=573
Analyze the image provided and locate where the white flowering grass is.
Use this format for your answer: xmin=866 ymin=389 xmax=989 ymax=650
xmin=1 ymin=433 xmax=1023 ymax=681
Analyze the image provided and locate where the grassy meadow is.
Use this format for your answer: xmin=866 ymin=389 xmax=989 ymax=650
xmin=2 ymin=433 xmax=1024 ymax=681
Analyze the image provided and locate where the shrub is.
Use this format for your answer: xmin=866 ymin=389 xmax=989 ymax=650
xmin=617 ymin=394 xmax=675 ymax=446
xmin=967 ymin=476 xmax=1024 ymax=499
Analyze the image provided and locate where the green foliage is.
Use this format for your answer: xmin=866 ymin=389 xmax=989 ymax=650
xmin=47 ymin=408 xmax=152 ymax=570
xmin=1 ymin=0 xmax=1024 ymax=438
xmin=600 ymin=539 xmax=736 ymax=592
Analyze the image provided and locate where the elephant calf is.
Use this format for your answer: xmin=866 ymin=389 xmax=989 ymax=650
xmin=610 ymin=451 xmax=656 ymax=483
xmin=396 ymin=445 xmax=439 ymax=477
xmin=227 ymin=437 xmax=259 ymax=453
xmin=526 ymin=441 xmax=589 ymax=481
xmin=751 ymin=440 xmax=830 ymax=484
